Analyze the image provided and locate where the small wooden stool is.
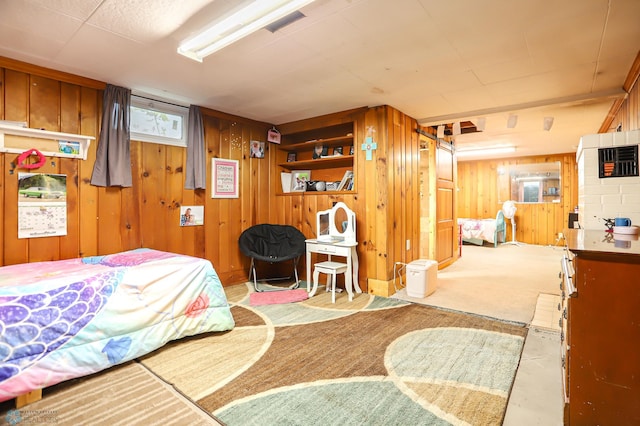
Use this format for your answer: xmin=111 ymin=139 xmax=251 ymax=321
xmin=313 ymin=261 xmax=348 ymax=303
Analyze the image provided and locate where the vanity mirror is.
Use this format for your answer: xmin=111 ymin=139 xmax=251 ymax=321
xmin=498 ymin=162 xmax=561 ymax=203
xmin=316 ymin=202 xmax=356 ymax=243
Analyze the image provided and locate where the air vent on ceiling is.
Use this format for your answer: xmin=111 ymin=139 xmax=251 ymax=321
xmin=265 ymin=11 xmax=306 ymax=33
xmin=598 ymin=145 xmax=639 ymax=178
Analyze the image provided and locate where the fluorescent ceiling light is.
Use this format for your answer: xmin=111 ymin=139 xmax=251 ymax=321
xmin=178 ymin=0 xmax=316 ymax=62
xmin=457 ymin=146 xmax=516 ymax=158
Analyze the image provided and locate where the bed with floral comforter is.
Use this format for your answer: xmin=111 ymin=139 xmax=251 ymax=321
xmin=0 ymin=248 xmax=234 ymax=403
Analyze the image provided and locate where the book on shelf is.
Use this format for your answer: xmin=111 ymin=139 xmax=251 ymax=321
xmin=280 ymin=172 xmax=292 ymax=193
xmin=337 ymin=170 xmax=353 ymax=191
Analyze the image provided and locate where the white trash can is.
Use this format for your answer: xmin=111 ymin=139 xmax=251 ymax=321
xmin=406 ymin=259 xmax=438 ymax=298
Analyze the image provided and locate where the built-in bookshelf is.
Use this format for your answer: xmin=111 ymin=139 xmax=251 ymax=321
xmin=277 ymin=122 xmax=355 ymax=195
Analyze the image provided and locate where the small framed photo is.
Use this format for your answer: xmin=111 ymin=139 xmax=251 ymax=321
xmin=180 ymin=205 xmax=204 ymax=226
xmin=287 ymin=152 xmax=297 ymax=162
xmin=332 ymin=146 xmax=343 ymax=155
xmin=250 ymin=140 xmax=265 ymax=158
xmin=267 ymin=128 xmax=281 ymax=144
xmin=290 ymin=170 xmax=311 ymax=192
xmin=59 ymin=140 xmax=80 ymax=155
xmin=313 ymin=144 xmax=328 ymax=159
xmin=349 ymin=145 xmax=354 ymax=155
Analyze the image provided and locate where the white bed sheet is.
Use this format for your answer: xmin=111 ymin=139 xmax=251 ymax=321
xmin=458 ymin=218 xmax=498 ymax=244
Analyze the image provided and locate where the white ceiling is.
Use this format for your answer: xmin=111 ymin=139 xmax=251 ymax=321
xmin=0 ymin=0 xmax=638 ymax=160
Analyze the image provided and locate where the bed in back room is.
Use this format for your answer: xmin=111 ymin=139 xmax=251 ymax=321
xmin=457 ymin=210 xmax=506 ymax=247
xmin=0 ymin=248 xmax=235 ymax=403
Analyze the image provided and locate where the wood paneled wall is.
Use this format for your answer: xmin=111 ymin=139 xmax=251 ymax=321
xmin=271 ymin=105 xmax=422 ymax=294
xmin=457 ymin=154 xmax=578 ymax=245
xmin=0 ymin=58 xmax=273 ymax=286
xmin=12 ymin=53 xmax=632 ymax=284
xmin=1 ymin=63 xmax=104 ymax=265
xmin=610 ymin=51 xmax=640 ymax=132
xmin=0 ymin=59 xmax=423 ymax=291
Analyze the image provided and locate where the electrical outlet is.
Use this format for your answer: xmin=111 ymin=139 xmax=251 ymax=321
xmin=558 ymin=232 xmax=564 ymax=240
xmin=406 ymin=239 xmax=410 ymax=250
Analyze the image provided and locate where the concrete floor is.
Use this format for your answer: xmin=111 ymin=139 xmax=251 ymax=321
xmin=503 ymin=327 xmax=564 ymax=425
xmin=393 ymin=244 xmax=566 ymax=425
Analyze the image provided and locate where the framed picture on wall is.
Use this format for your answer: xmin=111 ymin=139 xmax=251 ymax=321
xmin=211 ymin=158 xmax=239 ymax=198
xmin=180 ymin=205 xmax=204 ymax=226
xmin=287 ymin=152 xmax=297 ymax=162
xmin=250 ymin=140 xmax=265 ymax=158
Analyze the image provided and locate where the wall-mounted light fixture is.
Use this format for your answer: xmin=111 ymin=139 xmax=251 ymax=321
xmin=452 ymin=121 xmax=461 ymax=136
xmin=543 ymin=117 xmax=554 ymax=131
xmin=476 ymin=117 xmax=486 ymax=131
xmin=178 ymin=0 xmax=315 ymax=62
xmin=506 ymin=114 xmax=518 ymax=128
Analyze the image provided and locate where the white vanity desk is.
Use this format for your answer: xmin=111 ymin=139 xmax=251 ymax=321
xmin=306 ymin=202 xmax=361 ymax=300
xmin=305 ymin=239 xmax=361 ymax=299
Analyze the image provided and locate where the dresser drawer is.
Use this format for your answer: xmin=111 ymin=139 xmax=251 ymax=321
xmin=314 ymin=244 xmax=337 ymax=254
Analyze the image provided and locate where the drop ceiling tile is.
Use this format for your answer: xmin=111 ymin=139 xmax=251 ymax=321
xmin=86 ymin=0 xmax=213 ymax=43
xmin=53 ymin=24 xmax=147 ymax=83
xmin=472 ymin=56 xmax=544 ymax=86
xmin=0 ymin=1 xmax=82 ymax=49
xmin=24 ymin=0 xmax=102 ymax=20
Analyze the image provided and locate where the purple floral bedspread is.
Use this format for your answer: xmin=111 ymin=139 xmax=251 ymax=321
xmin=0 ymin=248 xmax=234 ymax=402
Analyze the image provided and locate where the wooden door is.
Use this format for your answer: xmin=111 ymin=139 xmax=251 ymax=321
xmin=436 ymin=141 xmax=456 ymax=266
xmin=419 ymin=134 xmax=436 ymax=260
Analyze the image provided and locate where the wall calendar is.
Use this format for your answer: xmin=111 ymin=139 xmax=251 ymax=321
xmin=18 ymin=173 xmax=67 ymax=239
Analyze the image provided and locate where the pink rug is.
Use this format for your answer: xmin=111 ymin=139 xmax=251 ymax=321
xmin=249 ymin=289 xmax=309 ymax=306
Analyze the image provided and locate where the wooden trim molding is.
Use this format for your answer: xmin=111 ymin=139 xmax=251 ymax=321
xmin=0 ymin=56 xmax=106 ymax=90
xmin=623 ymin=49 xmax=640 ymax=92
xmin=599 ymin=49 xmax=640 ymax=133
xmin=598 ymin=97 xmax=627 ymax=133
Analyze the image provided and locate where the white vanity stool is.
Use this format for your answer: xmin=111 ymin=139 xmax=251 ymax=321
xmin=306 ymin=202 xmax=361 ymax=302
xmin=313 ymin=261 xmax=348 ymax=303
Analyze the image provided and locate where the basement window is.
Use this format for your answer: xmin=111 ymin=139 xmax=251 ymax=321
xmin=130 ymin=95 xmax=188 ymax=147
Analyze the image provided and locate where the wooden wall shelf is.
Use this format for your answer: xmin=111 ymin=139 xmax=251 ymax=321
xmin=279 ymin=155 xmax=353 ymax=170
xmin=275 ymin=121 xmax=355 ymax=196
xmin=0 ymin=123 xmax=94 ymax=160
xmin=284 ymin=135 xmax=354 ymax=151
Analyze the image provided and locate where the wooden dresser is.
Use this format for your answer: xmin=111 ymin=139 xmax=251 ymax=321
xmin=560 ymin=229 xmax=640 ymax=425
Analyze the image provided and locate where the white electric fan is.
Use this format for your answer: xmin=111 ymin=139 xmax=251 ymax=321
xmin=502 ymin=200 xmax=521 ymax=245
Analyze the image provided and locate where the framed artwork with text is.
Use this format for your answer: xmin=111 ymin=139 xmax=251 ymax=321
xmin=211 ymin=158 xmax=239 ymax=198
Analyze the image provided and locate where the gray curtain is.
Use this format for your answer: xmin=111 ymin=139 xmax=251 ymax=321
xmin=185 ymin=105 xmax=206 ymax=189
xmin=91 ymin=84 xmax=132 ymax=187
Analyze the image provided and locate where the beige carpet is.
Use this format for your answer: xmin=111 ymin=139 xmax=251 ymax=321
xmin=393 ymin=243 xmax=563 ymax=324
xmin=0 ymin=362 xmax=221 ymax=426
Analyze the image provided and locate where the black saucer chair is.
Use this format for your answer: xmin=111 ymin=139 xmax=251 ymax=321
xmin=238 ymin=224 xmax=307 ymax=292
